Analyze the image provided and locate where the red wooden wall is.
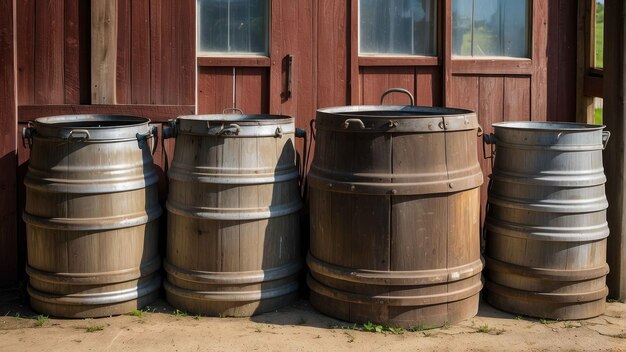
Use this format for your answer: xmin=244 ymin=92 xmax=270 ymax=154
xmin=0 ymin=0 xmax=579 ymax=286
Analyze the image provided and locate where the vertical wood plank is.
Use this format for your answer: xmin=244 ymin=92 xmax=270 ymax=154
xmin=34 ymin=0 xmax=64 ymax=104
xmin=0 ymin=0 xmax=18 ymax=286
xmin=64 ymin=0 xmax=81 ymax=104
xmin=503 ymin=76 xmax=531 ymax=121
xmin=361 ymin=67 xmax=415 ymax=105
xmin=236 ymin=68 xmax=269 ymax=114
xmin=415 ymin=67 xmax=441 ymax=106
xmin=197 ymin=67 xmax=234 ymax=114
xmin=149 ymin=0 xmax=162 ymax=104
xmin=531 ymin=0 xmax=548 ymax=121
xmin=91 ymin=0 xmax=117 ymax=104
xmin=317 ymin=0 xmax=348 ymax=107
xmin=178 ymin=0 xmax=195 ymax=106
xmin=131 ymin=0 xmax=151 ymax=104
xmin=115 ymin=0 xmax=131 ymax=104
xmin=16 ymin=0 xmax=34 ymax=105
xmin=603 ymin=0 xmax=626 ymax=299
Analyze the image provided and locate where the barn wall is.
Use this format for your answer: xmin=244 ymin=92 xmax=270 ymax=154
xmin=0 ymin=0 xmax=579 ymax=286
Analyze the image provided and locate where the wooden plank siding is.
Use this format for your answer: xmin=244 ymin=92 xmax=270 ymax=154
xmin=0 ymin=0 xmax=18 ymax=286
xmin=1 ymin=0 xmax=581 ymax=286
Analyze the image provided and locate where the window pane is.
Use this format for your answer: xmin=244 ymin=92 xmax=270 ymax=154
xmin=360 ymin=0 xmax=437 ymax=56
xmin=197 ymin=0 xmax=268 ymax=55
xmin=595 ymin=1 xmax=604 ymax=68
xmin=452 ymin=0 xmax=529 ymax=58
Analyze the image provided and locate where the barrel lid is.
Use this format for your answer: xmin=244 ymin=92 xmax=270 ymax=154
xmin=316 ymin=105 xmax=478 ymax=133
xmin=492 ymin=121 xmax=605 ymax=131
xmin=30 ymin=114 xmax=151 ymax=140
xmin=175 ymin=114 xmax=295 ymax=137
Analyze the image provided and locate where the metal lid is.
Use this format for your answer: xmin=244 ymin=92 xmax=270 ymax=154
xmin=174 ymin=114 xmax=295 ymax=137
xmin=30 ymin=114 xmax=151 ymax=141
xmin=316 ymin=105 xmax=479 ymax=133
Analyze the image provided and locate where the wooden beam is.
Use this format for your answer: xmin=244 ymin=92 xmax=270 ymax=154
xmin=91 ymin=0 xmax=117 ymax=104
xmin=576 ymin=0 xmax=595 ymax=123
xmin=0 ymin=0 xmax=18 ymax=286
xmin=603 ymin=0 xmax=626 ymax=300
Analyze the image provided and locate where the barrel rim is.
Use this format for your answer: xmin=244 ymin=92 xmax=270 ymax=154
xmin=33 ymin=114 xmax=150 ymax=128
xmin=492 ymin=121 xmax=605 ymax=131
xmin=176 ymin=114 xmax=294 ymax=124
xmin=316 ymin=105 xmax=475 ymax=118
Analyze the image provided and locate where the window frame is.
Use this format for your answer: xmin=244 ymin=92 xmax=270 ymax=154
xmin=354 ymin=0 xmax=442 ymax=67
xmin=195 ymin=0 xmax=271 ymax=60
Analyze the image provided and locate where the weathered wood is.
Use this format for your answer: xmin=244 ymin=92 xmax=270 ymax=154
xmin=91 ymin=0 xmax=117 ymax=104
xmin=24 ymin=115 xmax=162 ymax=317
xmin=576 ymin=0 xmax=595 ymax=123
xmin=164 ymin=115 xmax=302 ymax=317
xmin=35 ymin=0 xmax=64 ymax=104
xmin=308 ymin=105 xmax=483 ymax=328
xmin=0 ymin=0 xmax=18 ymax=287
xmin=603 ymin=0 xmax=626 ymax=300
xmin=485 ymin=122 xmax=610 ymax=318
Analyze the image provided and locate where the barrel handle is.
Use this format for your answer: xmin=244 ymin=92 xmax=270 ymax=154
xmin=602 ymin=131 xmax=611 ymax=150
xmin=223 ymin=108 xmax=244 ymax=115
xmin=482 ymin=133 xmax=496 ymax=168
xmin=22 ymin=123 xmax=34 ymax=149
xmin=207 ymin=122 xmax=241 ymax=136
xmin=136 ymin=125 xmax=159 ymax=154
xmin=67 ymin=129 xmax=91 ymax=140
xmin=343 ymin=118 xmax=366 ymax=130
xmin=380 ymin=88 xmax=415 ymax=106
xmin=163 ymin=119 xmax=177 ymax=139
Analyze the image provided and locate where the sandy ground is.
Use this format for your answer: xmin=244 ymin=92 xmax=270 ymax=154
xmin=0 ymin=290 xmax=624 ymax=352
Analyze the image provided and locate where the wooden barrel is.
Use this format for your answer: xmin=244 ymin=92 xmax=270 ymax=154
xmin=23 ymin=115 xmax=162 ymax=318
xmin=484 ymin=121 xmax=611 ymax=319
xmin=163 ymin=114 xmax=302 ymax=317
xmin=307 ymin=102 xmax=484 ymax=328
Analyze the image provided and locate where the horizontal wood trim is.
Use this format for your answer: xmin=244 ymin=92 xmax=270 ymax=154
xmin=358 ymin=56 xmax=440 ymax=67
xmin=18 ymin=104 xmax=195 ymax=122
xmin=583 ymin=75 xmax=604 ymax=98
xmin=450 ymin=58 xmax=533 ymax=75
xmin=588 ymin=67 xmax=604 ymax=77
xmin=197 ymin=56 xmax=271 ymax=67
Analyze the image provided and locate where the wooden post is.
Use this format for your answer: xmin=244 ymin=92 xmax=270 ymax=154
xmin=576 ymin=0 xmax=594 ymax=123
xmin=0 ymin=0 xmax=18 ymax=286
xmin=91 ymin=0 xmax=117 ymax=104
xmin=603 ymin=0 xmax=626 ymax=300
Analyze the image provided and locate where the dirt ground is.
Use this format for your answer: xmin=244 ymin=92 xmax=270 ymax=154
xmin=0 ymin=290 xmax=624 ymax=352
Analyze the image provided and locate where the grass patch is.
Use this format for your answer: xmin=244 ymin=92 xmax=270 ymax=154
xmin=330 ymin=322 xmax=405 ymax=335
xmin=194 ymin=314 xmax=201 ymax=320
xmin=540 ymin=319 xmax=558 ymax=325
xmin=477 ymin=325 xmax=492 ymax=333
xmin=34 ymin=315 xmax=48 ymax=327
xmin=85 ymin=325 xmax=105 ymax=333
xmin=173 ymin=309 xmax=187 ymax=317
xmin=128 ymin=309 xmax=144 ymax=317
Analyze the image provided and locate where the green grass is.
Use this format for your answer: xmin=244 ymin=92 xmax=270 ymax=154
xmin=596 ymin=3 xmax=604 ymax=68
xmin=128 ymin=309 xmax=144 ymax=317
xmin=173 ymin=309 xmax=187 ymax=317
xmin=34 ymin=315 xmax=48 ymax=327
xmin=595 ymin=108 xmax=603 ymax=125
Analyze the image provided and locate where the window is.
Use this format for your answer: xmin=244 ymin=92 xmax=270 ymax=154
xmin=452 ymin=0 xmax=530 ymax=58
xmin=594 ymin=0 xmax=604 ymax=68
xmin=197 ymin=0 xmax=269 ymax=56
xmin=359 ymin=0 xmax=437 ymax=56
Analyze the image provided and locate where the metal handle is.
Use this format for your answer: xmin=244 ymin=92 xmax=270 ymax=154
xmin=380 ymin=88 xmax=415 ymax=106
xmin=163 ymin=119 xmax=177 ymax=139
xmin=223 ymin=108 xmax=243 ymax=115
xmin=67 ymin=129 xmax=91 ymax=140
xmin=295 ymin=128 xmax=306 ymax=138
xmin=286 ymin=54 xmax=293 ymax=99
xmin=602 ymin=131 xmax=611 ymax=150
xmin=343 ymin=118 xmax=366 ymax=130
xmin=22 ymin=125 xmax=34 ymax=149
xmin=482 ymin=133 xmax=496 ymax=168
xmin=136 ymin=125 xmax=159 ymax=155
